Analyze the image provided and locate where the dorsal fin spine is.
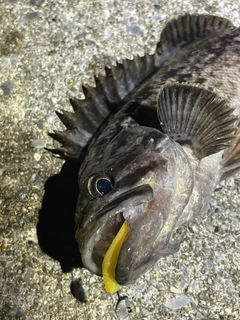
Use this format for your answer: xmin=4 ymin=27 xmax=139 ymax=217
xmin=48 ymin=14 xmax=235 ymax=159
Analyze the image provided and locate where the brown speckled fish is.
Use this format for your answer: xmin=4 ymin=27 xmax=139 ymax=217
xmin=48 ymin=14 xmax=240 ymax=289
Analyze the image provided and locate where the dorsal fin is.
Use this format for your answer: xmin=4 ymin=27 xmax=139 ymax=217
xmin=156 ymin=14 xmax=234 ymax=57
xmin=157 ymin=82 xmax=238 ymax=160
xmin=47 ymin=54 xmax=157 ymax=159
xmin=47 ymin=13 xmax=235 ymax=160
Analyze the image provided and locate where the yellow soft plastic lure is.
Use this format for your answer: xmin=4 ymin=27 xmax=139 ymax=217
xmin=102 ymin=220 xmax=128 ymax=293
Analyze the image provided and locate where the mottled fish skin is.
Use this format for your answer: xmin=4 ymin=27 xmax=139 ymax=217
xmin=48 ymin=14 xmax=240 ymax=287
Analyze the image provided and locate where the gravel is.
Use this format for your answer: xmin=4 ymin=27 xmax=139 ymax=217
xmin=0 ymin=0 xmax=239 ymax=319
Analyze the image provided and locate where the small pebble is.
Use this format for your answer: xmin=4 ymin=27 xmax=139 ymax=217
xmin=165 ymin=295 xmax=191 ymax=310
xmin=31 ymin=139 xmax=46 ymax=149
xmin=170 ymin=286 xmax=182 ymax=294
xmin=115 ymin=293 xmax=132 ymax=319
xmin=70 ymin=279 xmax=87 ymax=302
xmin=0 ymin=80 xmax=15 ymax=95
xmin=15 ymin=187 xmax=29 ymax=200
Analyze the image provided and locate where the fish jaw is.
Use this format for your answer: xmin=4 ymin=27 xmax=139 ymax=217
xmin=75 ymin=133 xmax=193 ymax=285
xmin=76 ymin=184 xmax=154 ymax=276
xmin=115 ymin=148 xmax=193 ymax=284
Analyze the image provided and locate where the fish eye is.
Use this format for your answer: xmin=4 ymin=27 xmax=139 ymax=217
xmin=96 ymin=178 xmax=113 ymax=195
xmin=87 ymin=174 xmax=113 ymax=198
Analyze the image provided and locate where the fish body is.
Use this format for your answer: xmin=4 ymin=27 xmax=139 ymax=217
xmin=49 ymin=14 xmax=240 ymax=287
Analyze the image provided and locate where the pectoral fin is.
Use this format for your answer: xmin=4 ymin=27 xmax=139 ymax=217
xmin=221 ymin=121 xmax=240 ymax=179
xmin=157 ymin=82 xmax=238 ymax=160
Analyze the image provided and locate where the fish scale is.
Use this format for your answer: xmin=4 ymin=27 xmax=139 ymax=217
xmin=47 ymin=13 xmax=240 ymax=292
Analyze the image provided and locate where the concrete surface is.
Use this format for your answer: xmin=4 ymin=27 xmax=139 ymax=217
xmin=0 ymin=0 xmax=239 ymax=319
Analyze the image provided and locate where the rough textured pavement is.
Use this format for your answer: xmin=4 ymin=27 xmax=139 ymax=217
xmin=0 ymin=0 xmax=239 ymax=319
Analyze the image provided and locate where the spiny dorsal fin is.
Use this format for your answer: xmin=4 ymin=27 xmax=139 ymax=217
xmin=157 ymin=14 xmax=234 ymax=56
xmin=47 ymin=54 xmax=157 ymax=159
xmin=157 ymin=82 xmax=238 ymax=160
xmin=47 ymin=89 xmax=109 ymax=159
xmin=97 ymin=54 xmax=156 ymax=108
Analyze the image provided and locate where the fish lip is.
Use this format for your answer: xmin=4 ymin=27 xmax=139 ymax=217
xmin=79 ymin=184 xmax=154 ymax=275
xmin=97 ymin=184 xmax=153 ymax=217
xmin=115 ymin=247 xmax=159 ymax=285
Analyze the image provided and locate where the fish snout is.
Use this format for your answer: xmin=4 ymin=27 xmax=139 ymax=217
xmin=78 ymin=184 xmax=154 ymax=278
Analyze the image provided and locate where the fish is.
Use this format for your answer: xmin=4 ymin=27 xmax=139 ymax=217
xmin=47 ymin=13 xmax=240 ymax=291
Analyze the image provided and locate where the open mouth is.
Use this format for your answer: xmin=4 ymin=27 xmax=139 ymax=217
xmin=78 ymin=184 xmax=153 ymax=290
xmin=92 ymin=212 xmax=125 ymax=270
xmin=102 ymin=219 xmax=128 ymax=293
xmin=92 ymin=213 xmax=131 ymax=293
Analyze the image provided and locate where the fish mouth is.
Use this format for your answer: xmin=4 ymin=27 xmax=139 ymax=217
xmin=92 ymin=212 xmax=126 ymax=271
xmin=78 ymin=184 xmax=154 ymax=280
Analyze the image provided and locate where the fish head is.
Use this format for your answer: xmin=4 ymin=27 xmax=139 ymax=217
xmin=75 ymin=121 xmax=193 ymax=285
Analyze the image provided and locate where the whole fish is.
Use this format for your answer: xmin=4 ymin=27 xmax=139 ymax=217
xmin=48 ymin=14 xmax=240 ymax=289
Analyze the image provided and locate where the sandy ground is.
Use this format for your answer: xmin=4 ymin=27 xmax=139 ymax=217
xmin=0 ymin=0 xmax=239 ymax=319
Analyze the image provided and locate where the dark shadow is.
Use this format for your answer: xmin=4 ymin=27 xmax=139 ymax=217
xmin=37 ymin=159 xmax=83 ymax=273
